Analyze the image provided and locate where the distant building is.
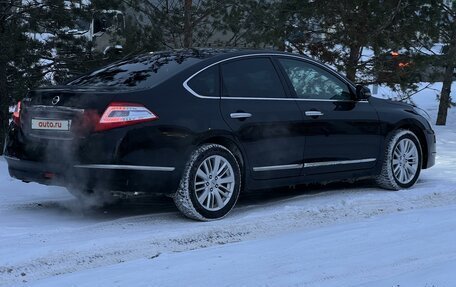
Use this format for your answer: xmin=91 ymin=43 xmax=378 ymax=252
xmin=89 ymin=10 xmax=126 ymax=54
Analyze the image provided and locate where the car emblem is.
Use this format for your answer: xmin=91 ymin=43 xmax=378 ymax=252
xmin=51 ymin=96 xmax=60 ymax=105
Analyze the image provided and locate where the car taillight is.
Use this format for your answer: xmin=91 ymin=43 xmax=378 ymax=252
xmin=13 ymin=101 xmax=21 ymax=125
xmin=95 ymin=102 xmax=158 ymax=132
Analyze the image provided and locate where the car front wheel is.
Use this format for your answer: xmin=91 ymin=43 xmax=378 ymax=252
xmin=173 ymin=144 xmax=241 ymax=221
xmin=376 ymin=129 xmax=422 ymax=190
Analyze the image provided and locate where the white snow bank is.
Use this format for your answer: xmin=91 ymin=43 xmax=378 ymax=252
xmin=28 ymin=204 xmax=456 ymax=287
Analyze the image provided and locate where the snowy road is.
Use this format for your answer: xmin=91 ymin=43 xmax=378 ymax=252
xmin=26 ymin=205 xmax=456 ymax=287
xmin=1 ymin=87 xmax=456 ymax=286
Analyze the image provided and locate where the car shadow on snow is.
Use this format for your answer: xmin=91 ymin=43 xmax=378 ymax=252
xmin=37 ymin=180 xmax=378 ymax=217
xmin=238 ymin=179 xmax=384 ymax=209
xmin=9 ymin=179 xmax=391 ymax=222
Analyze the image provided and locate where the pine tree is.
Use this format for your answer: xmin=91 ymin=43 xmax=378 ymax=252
xmin=123 ymin=0 xmax=260 ymax=49
xmin=0 ymin=0 xmax=128 ymax=154
xmin=279 ymin=0 xmax=440 ymax=83
xmin=0 ymin=1 xmax=48 ymax=154
xmin=219 ymin=0 xmax=287 ymax=49
xmin=121 ymin=0 xmax=276 ymax=48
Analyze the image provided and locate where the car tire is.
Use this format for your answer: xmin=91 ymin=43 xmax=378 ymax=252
xmin=173 ymin=144 xmax=241 ymax=221
xmin=375 ymin=129 xmax=422 ymax=190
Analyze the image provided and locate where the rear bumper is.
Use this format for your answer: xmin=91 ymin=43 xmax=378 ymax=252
xmin=6 ymin=156 xmax=66 ymax=186
xmin=6 ymin=156 xmax=179 ymax=194
xmin=4 ymin=119 xmax=189 ymax=195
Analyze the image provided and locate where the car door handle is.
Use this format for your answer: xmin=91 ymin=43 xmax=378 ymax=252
xmin=230 ymin=112 xmax=252 ymax=119
xmin=305 ymin=111 xmax=324 ymax=117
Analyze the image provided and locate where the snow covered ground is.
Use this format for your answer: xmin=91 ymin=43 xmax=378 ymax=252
xmin=1 ymin=83 xmax=456 ymax=286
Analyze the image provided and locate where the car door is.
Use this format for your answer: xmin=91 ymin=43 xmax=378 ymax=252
xmin=219 ymin=56 xmax=305 ymax=180
xmin=275 ymin=57 xmax=381 ymax=175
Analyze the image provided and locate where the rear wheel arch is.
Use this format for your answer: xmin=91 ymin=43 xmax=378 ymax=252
xmin=199 ymin=136 xmax=246 ymax=172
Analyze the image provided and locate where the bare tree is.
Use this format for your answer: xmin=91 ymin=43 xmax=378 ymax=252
xmin=183 ymin=0 xmax=192 ymax=47
xmin=436 ymin=1 xmax=456 ymax=126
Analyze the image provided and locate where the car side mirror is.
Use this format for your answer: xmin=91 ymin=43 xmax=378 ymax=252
xmin=355 ymin=85 xmax=371 ymax=100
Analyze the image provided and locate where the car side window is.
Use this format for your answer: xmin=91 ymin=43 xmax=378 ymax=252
xmin=221 ymin=58 xmax=287 ymax=98
xmin=278 ymin=58 xmax=352 ymax=100
xmin=187 ymin=65 xmax=219 ymax=97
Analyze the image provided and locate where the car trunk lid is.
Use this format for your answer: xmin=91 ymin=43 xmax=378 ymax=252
xmin=21 ymin=86 xmax=115 ymax=140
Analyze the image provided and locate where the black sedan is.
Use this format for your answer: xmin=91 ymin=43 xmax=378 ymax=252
xmin=4 ymin=49 xmax=436 ymax=220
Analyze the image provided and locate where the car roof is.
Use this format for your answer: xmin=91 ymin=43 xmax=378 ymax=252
xmin=179 ymin=48 xmax=353 ymax=85
xmin=62 ymin=48 xmax=349 ymax=91
xmin=145 ymin=48 xmax=309 ymax=61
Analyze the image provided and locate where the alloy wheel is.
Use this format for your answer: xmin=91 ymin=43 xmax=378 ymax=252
xmin=392 ymin=138 xmax=419 ymax=184
xmin=194 ymin=155 xmax=235 ymax=211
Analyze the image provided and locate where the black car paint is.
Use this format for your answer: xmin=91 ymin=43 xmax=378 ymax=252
xmin=4 ymin=50 xmax=436 ymax=194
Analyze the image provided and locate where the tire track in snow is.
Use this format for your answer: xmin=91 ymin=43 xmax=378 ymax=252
xmin=1 ymin=180 xmax=456 ymax=286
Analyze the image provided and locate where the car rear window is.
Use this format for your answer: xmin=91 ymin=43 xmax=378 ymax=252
xmin=68 ymin=52 xmax=202 ymax=89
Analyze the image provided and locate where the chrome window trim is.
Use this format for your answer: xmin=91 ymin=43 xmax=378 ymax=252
xmin=219 ymin=97 xmax=364 ymax=102
xmin=182 ymin=53 xmax=365 ymax=103
xmin=303 ymin=158 xmax=376 ymax=168
xmin=74 ymin=164 xmax=175 ymax=172
xmin=253 ymin=164 xmax=303 ymax=172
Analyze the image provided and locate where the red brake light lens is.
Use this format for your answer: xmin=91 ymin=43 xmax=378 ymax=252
xmin=13 ymin=101 xmax=21 ymax=125
xmin=95 ymin=102 xmax=158 ymax=132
